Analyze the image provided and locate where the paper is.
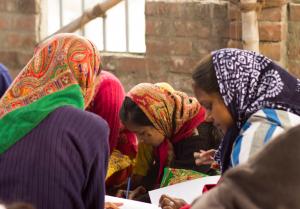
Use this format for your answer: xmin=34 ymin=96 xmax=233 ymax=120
xmin=105 ymin=195 xmax=161 ymax=209
xmin=149 ymin=175 xmax=220 ymax=206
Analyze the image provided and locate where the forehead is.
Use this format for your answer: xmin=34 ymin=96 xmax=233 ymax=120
xmin=125 ymin=121 xmax=150 ymax=133
xmin=194 ymin=87 xmax=215 ymax=101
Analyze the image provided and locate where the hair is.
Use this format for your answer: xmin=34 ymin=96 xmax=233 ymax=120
xmin=192 ymin=54 xmax=220 ymax=93
xmin=120 ymin=97 xmax=153 ymax=126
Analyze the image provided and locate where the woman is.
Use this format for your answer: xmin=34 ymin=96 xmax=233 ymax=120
xmin=87 ymin=70 xmax=137 ymax=189
xmin=0 ymin=63 xmax=12 ymax=97
xmin=119 ymin=82 xmax=221 ymax=198
xmin=0 ymin=33 xmax=109 ymax=209
xmin=192 ymin=48 xmax=300 ymax=172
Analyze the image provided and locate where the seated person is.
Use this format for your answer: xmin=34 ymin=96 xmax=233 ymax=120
xmin=119 ymin=82 xmax=221 ymax=201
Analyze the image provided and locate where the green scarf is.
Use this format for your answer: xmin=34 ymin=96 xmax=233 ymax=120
xmin=0 ymin=85 xmax=84 ymax=154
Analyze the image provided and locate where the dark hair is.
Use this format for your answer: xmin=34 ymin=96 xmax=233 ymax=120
xmin=192 ymin=54 xmax=220 ymax=93
xmin=120 ymin=97 xmax=153 ymax=126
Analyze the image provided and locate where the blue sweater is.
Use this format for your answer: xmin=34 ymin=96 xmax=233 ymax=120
xmin=0 ymin=106 xmax=109 ymax=209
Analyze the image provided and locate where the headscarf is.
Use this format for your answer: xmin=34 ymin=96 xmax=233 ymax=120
xmin=0 ymin=64 xmax=12 ymax=98
xmin=128 ymin=82 xmax=205 ymax=182
xmin=0 ymin=33 xmax=101 ymax=154
xmin=88 ymin=71 xmax=137 ymax=155
xmin=212 ymin=48 xmax=300 ymax=172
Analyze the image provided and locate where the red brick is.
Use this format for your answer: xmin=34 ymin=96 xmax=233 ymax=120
xmin=213 ymin=20 xmax=229 ymax=38
xmin=146 ymin=58 xmax=169 ymax=80
xmin=146 ymin=18 xmax=173 ymax=36
xmin=229 ymin=21 xmax=242 ymax=40
xmin=13 ymin=14 xmax=36 ymax=31
xmin=0 ymin=51 xmax=19 ymax=68
xmin=259 ymin=7 xmax=282 ymax=21
xmin=0 ymin=1 xmax=6 ymax=11
xmin=289 ymin=3 xmax=300 ymax=21
xmin=118 ymin=56 xmax=146 ymax=72
xmin=167 ymin=56 xmax=198 ymax=74
xmin=213 ymin=2 xmax=228 ymax=20
xmin=3 ymin=32 xmax=36 ymax=50
xmin=173 ymin=20 xmax=211 ymax=38
xmin=259 ymin=22 xmax=282 ymax=42
xmin=146 ymin=38 xmax=192 ymax=56
xmin=229 ymin=5 xmax=241 ymax=21
xmin=0 ymin=14 xmax=11 ymax=30
xmin=169 ymin=39 xmax=193 ymax=56
xmin=146 ymin=39 xmax=171 ymax=56
xmin=193 ymin=39 xmax=226 ymax=57
xmin=167 ymin=72 xmax=193 ymax=94
xmin=260 ymin=42 xmax=281 ymax=61
xmin=17 ymin=52 xmax=33 ymax=68
xmin=145 ymin=2 xmax=172 ymax=17
xmin=288 ymin=60 xmax=300 ymax=78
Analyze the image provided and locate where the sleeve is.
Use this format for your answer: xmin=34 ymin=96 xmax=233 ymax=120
xmin=132 ymin=142 xmax=154 ymax=176
xmin=231 ymin=109 xmax=285 ymax=167
xmin=191 ymin=125 xmax=300 ymax=209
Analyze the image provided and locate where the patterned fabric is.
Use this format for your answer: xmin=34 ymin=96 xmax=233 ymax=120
xmin=231 ymin=108 xmax=300 ymax=166
xmin=88 ymin=71 xmax=137 ymax=155
xmin=128 ymin=82 xmax=205 ymax=183
xmin=106 ymin=149 xmax=135 ymax=180
xmin=160 ymin=167 xmax=208 ymax=187
xmin=0 ymin=63 xmax=12 ymax=98
xmin=212 ymin=48 xmax=300 ymax=172
xmin=0 ymin=33 xmax=101 ymax=154
xmin=87 ymin=71 xmax=137 ymax=186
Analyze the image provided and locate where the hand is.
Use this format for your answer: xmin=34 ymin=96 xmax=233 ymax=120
xmin=159 ymin=194 xmax=187 ymax=209
xmin=194 ymin=149 xmax=216 ymax=166
xmin=116 ymin=186 xmax=147 ymax=200
xmin=104 ymin=202 xmax=123 ymax=209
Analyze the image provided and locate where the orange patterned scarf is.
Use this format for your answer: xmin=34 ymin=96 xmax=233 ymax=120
xmin=128 ymin=83 xmax=205 ymax=182
xmin=0 ymin=33 xmax=101 ymax=153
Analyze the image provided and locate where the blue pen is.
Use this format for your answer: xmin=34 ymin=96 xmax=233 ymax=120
xmin=125 ymin=177 xmax=131 ymax=199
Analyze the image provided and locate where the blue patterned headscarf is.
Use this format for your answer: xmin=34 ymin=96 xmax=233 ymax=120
xmin=0 ymin=63 xmax=12 ymax=98
xmin=212 ymin=48 xmax=300 ymax=172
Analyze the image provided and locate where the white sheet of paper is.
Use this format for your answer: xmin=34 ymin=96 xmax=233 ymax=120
xmin=149 ymin=175 xmax=220 ymax=206
xmin=105 ymin=195 xmax=161 ymax=209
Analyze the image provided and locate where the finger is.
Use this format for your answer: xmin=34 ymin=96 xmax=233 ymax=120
xmin=160 ymin=196 xmax=172 ymax=207
xmin=159 ymin=194 xmax=171 ymax=203
xmin=113 ymin=203 xmax=123 ymax=207
xmin=193 ymin=152 xmax=201 ymax=158
xmin=162 ymin=206 xmax=173 ymax=209
xmin=159 ymin=195 xmax=170 ymax=206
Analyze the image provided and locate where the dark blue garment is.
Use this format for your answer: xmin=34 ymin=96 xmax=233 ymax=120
xmin=0 ymin=63 xmax=12 ymax=98
xmin=0 ymin=106 xmax=109 ymax=209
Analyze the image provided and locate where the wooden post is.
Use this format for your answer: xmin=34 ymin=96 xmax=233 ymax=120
xmin=42 ymin=0 xmax=123 ymax=41
xmin=240 ymin=0 xmax=260 ymax=52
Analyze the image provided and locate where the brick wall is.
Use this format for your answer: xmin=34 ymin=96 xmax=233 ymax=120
xmin=0 ymin=0 xmax=299 ymax=93
xmin=228 ymin=1 xmax=288 ymax=66
xmin=288 ymin=1 xmax=300 ymax=77
xmin=0 ymin=0 xmax=41 ymax=78
xmin=102 ymin=0 xmax=229 ymax=93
